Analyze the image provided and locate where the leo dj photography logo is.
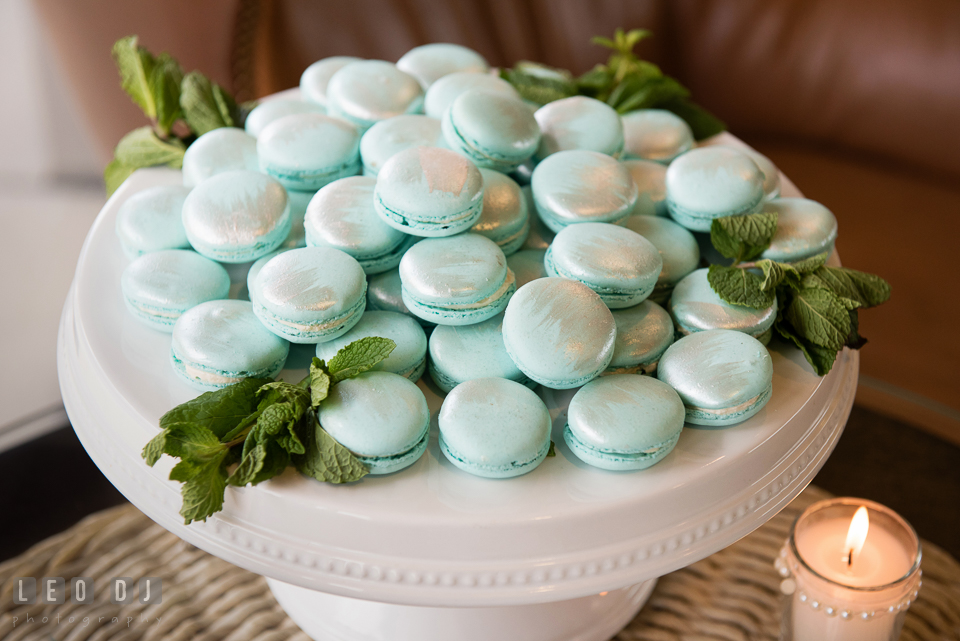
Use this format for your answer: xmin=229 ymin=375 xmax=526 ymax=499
xmin=10 ymin=577 xmax=163 ymax=629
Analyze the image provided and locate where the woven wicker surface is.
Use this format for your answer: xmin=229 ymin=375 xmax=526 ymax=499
xmin=1 ymin=486 xmax=958 ymax=641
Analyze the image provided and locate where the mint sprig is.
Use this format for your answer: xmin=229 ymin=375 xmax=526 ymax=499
xmin=105 ymin=36 xmax=253 ymax=196
xmin=705 ymin=214 xmax=891 ymax=375
xmin=143 ymin=337 xmax=396 ymax=524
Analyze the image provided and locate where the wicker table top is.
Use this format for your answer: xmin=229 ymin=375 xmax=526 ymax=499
xmin=1 ymin=486 xmax=958 ymax=641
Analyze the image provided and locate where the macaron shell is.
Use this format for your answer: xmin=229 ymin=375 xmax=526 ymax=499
xmin=657 ymin=329 xmax=773 ymax=426
xmin=621 ymin=109 xmax=694 ymax=163
xmin=375 ymin=146 xmax=484 ymax=236
xmin=396 ymin=43 xmax=489 ymax=89
xmin=621 ymin=215 xmax=700 ymax=292
xmin=470 ymin=169 xmax=529 ymax=255
xmin=121 ymin=250 xmax=231 ymax=331
xmin=257 ymin=113 xmax=361 ymax=190
xmin=319 ymin=371 xmax=430 ymax=461
xmin=502 ymin=277 xmax=616 ymax=389
xmin=567 ymin=374 xmax=685 ymax=453
xmin=531 ymin=150 xmax=638 ymax=232
xmin=360 ymin=115 xmax=445 ymax=175
xmin=438 ymin=377 xmax=551 ymax=478
xmin=327 ymin=60 xmax=424 ymax=129
xmin=428 ymin=312 xmax=531 ymax=392
xmin=181 ymin=170 xmax=291 ymax=263
xmin=544 ymin=222 xmax=663 ymax=308
xmin=442 ymin=90 xmax=541 ymax=172
xmin=399 ymin=233 xmax=508 ymax=305
xmin=115 ymin=185 xmax=192 ymax=258
xmin=534 ymin=96 xmax=625 ymax=160
xmin=171 ymin=300 xmax=289 ymax=390
xmin=669 ymin=268 xmax=777 ymax=342
xmin=424 ymin=71 xmax=518 ymax=118
xmin=181 ymin=128 xmax=259 ymax=188
xmin=721 ymin=145 xmax=781 ymax=200
xmin=760 ymin=198 xmax=838 ymax=263
xmin=300 ymin=56 xmax=362 ymax=107
xmin=315 ymin=311 xmax=427 ymax=380
xmin=245 ymin=99 xmax=326 ymax=138
xmin=304 ymin=176 xmax=413 ymax=273
xmin=665 ymin=147 xmax=765 ymax=231
xmin=606 ymin=300 xmax=675 ymax=374
xmin=622 ymin=159 xmax=668 ymax=217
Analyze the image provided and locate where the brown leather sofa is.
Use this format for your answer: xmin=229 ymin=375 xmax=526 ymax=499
xmin=35 ymin=0 xmax=960 ymax=442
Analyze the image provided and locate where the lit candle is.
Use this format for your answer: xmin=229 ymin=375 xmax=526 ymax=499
xmin=775 ymin=498 xmax=922 ymax=641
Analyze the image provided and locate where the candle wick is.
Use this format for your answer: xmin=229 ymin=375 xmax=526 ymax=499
xmin=846 ymin=549 xmax=854 ymax=568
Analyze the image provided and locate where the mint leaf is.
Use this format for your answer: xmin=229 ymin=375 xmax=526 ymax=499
xmin=547 ymin=441 xmax=556 ymax=457
xmin=813 ymin=267 xmax=891 ymax=310
xmin=659 ymin=97 xmax=726 ymax=141
xmin=707 ymin=265 xmax=775 ymax=309
xmin=228 ymin=440 xmax=267 ymax=486
xmin=142 ymin=431 xmax=166 ymax=466
xmin=112 ymin=36 xmax=157 ymax=119
xmin=310 ymin=358 xmax=332 ymax=408
xmin=790 ymin=252 xmax=829 ymax=274
xmin=104 ymin=159 xmax=136 ymax=197
xmin=179 ymin=450 xmax=229 ymax=524
xmin=114 ymin=126 xmax=185 ymax=169
xmin=755 ymin=259 xmax=800 ymax=292
xmin=162 ymin=423 xmax=227 ymax=461
xmin=711 ymin=211 xmax=778 ymax=262
xmin=500 ymin=62 xmax=577 ymax=106
xmin=294 ymin=417 xmax=368 ymax=484
xmin=327 ymin=337 xmax=397 ymax=383
xmin=710 ymin=218 xmax=743 ymax=261
xmin=160 ymin=378 xmax=272 ymax=438
xmin=180 ymin=71 xmax=239 ymax=135
xmin=776 ymin=322 xmax=839 ymax=376
xmin=784 ymin=288 xmax=851 ymax=351
xmin=611 ymin=76 xmax=688 ymax=113
xmin=149 ymin=53 xmax=183 ymax=136
xmin=845 ymin=309 xmax=868 ymax=350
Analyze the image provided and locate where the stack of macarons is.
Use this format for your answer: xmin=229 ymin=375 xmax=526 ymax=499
xmin=113 ymin=41 xmax=847 ymax=482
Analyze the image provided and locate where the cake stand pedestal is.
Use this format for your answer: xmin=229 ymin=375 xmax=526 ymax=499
xmin=58 ymin=136 xmax=857 ymax=641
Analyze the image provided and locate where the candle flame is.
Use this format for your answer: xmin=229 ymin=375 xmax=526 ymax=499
xmin=843 ymin=506 xmax=870 ymax=567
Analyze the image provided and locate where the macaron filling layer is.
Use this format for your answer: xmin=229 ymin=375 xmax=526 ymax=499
xmin=375 ymin=190 xmax=483 ymax=235
xmin=439 ymin=432 xmax=550 ymax=477
xmin=260 ymin=157 xmax=362 ymax=191
xmin=354 ymin=420 xmax=430 ymax=475
xmin=683 ymin=386 xmax=772 ymax=425
xmin=401 ymin=269 xmax=516 ymax=323
xmin=254 ymin=293 xmax=366 ymax=340
xmin=171 ymin=352 xmax=287 ymax=389
xmin=442 ymin=110 xmax=532 ymax=173
xmin=544 ymin=248 xmax=655 ymax=308
xmin=666 ymin=193 xmax=764 ymax=232
xmin=563 ymin=424 xmax=680 ymax=469
xmin=428 ymin=359 xmax=534 ymax=393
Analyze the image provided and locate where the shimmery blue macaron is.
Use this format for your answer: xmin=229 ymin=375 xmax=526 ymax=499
xmin=250 ymin=246 xmax=367 ymax=343
xmin=665 ymin=147 xmax=765 ymax=232
xmin=244 ymin=99 xmax=326 ymax=137
xmin=622 ymin=159 xmax=668 ymax=217
xmin=360 ymin=115 xmax=445 ymax=176
xmin=304 ymin=176 xmax=416 ymax=274
xmin=257 ymin=113 xmax=361 ymax=191
xmin=657 ymin=329 xmax=773 ymax=426
xmin=171 ymin=300 xmax=289 ymax=391
xmin=669 ymin=268 xmax=777 ymax=344
xmin=396 ymin=43 xmax=489 ymax=89
xmin=438 ymin=377 xmax=551 ymax=479
xmin=399 ymin=233 xmax=515 ymax=326
xmin=531 ymin=150 xmax=638 ymax=232
xmin=300 ymin=56 xmax=362 ymax=107
xmin=319 ymin=371 xmax=430 ymax=474
xmin=534 ymin=96 xmax=624 ymax=160
xmin=760 ymin=198 xmax=838 ymax=263
xmin=502 ymin=277 xmax=616 ymax=389
xmin=564 ymin=374 xmax=685 ymax=470
xmin=327 ymin=60 xmax=424 ymax=131
xmin=442 ymin=89 xmax=541 ymax=173
xmin=181 ymin=128 xmax=259 ymax=188
xmin=121 ymin=250 xmax=230 ymax=331
xmin=621 ymin=110 xmax=694 ymax=164
xmin=365 ymin=268 xmax=431 ymax=325
xmin=374 ymin=146 xmax=484 ymax=237
xmin=470 ymin=169 xmax=529 ymax=255
xmin=544 ymin=222 xmax=663 ymax=308
xmin=181 ymin=170 xmax=291 ymax=263
xmin=245 ymin=248 xmax=292 ymax=304
xmin=424 ymin=71 xmax=518 ymax=118
xmin=720 ymin=145 xmax=781 ymax=200
xmin=622 ymin=215 xmax=700 ymax=304
xmin=606 ymin=300 xmax=674 ymax=375
xmin=115 ymin=185 xmax=191 ymax=259
xmin=316 ymin=311 xmax=427 ymax=381
xmin=428 ymin=313 xmax=534 ymax=393
xmin=507 ymin=249 xmax=547 ymax=288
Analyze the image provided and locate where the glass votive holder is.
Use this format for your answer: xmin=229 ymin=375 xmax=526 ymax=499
xmin=774 ymin=497 xmax=922 ymax=641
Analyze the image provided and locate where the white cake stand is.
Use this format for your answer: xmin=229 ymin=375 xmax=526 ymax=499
xmin=58 ymin=140 xmax=857 ymax=641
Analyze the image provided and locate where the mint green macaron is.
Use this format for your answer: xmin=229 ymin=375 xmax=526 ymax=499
xmin=181 ymin=128 xmax=258 ymax=188
xmin=442 ymin=89 xmax=541 ymax=173
xmin=534 ymin=96 xmax=624 ymax=160
xmin=622 ymin=159 xmax=668 ymax=217
xmin=359 ymin=115 xmax=445 ymax=176
xmin=300 ymin=56 xmax=362 ymax=107
xmin=470 ymin=169 xmax=529 ymax=255
xmin=621 ymin=109 xmax=694 ymax=164
xmin=396 ymin=43 xmax=489 ymax=89
xmin=760 ymin=198 xmax=838 ymax=263
xmin=622 ymin=215 xmax=700 ymax=304
xmin=424 ymin=71 xmax=518 ymax=118
xmin=665 ymin=147 xmax=765 ymax=231
xmin=245 ymin=99 xmax=326 ymax=137
xmin=326 ymin=60 xmax=424 ymax=131
xmin=257 ymin=113 xmax=361 ymax=191
xmin=316 ymin=311 xmax=427 ymax=381
xmin=606 ymin=300 xmax=675 ymax=375
xmin=115 ymin=185 xmax=191 ymax=259
xmin=669 ymin=268 xmax=777 ymax=344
